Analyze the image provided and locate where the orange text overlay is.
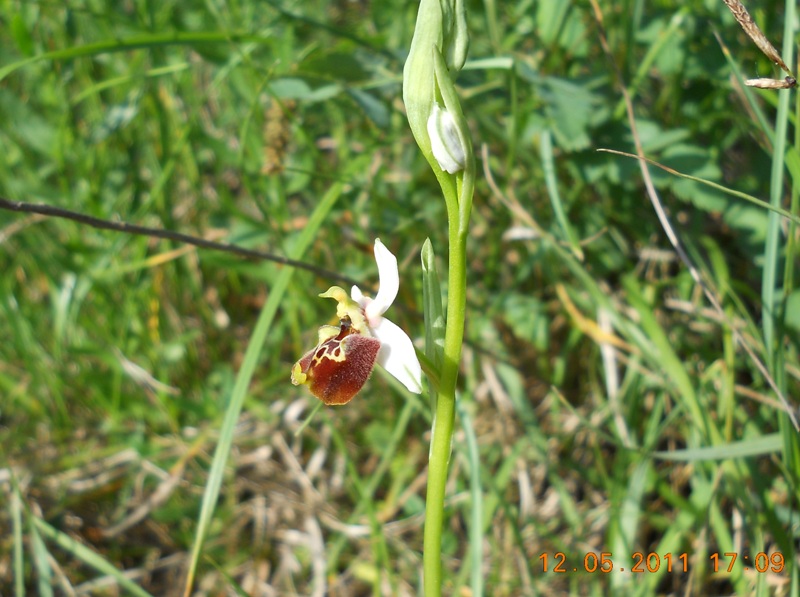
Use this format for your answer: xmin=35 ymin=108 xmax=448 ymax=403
xmin=538 ymin=552 xmax=785 ymax=574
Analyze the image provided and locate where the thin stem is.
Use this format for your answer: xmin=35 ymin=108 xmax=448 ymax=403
xmin=423 ymin=200 xmax=468 ymax=596
xmin=423 ymin=144 xmax=473 ymax=593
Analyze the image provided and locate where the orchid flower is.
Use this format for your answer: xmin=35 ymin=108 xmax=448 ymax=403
xmin=291 ymin=239 xmax=423 ymax=405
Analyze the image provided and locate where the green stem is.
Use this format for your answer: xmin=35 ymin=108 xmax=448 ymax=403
xmin=423 ymin=213 xmax=467 ymax=596
xmin=407 ymin=24 xmax=475 ymax=595
xmin=423 ymin=152 xmax=473 ymax=593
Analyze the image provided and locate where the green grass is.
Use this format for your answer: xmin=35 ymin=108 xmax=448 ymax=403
xmin=1 ymin=0 xmax=800 ymax=595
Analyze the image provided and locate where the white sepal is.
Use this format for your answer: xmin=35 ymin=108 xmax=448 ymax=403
xmin=371 ymin=316 xmax=423 ymax=394
xmin=351 ymin=239 xmax=423 ymax=394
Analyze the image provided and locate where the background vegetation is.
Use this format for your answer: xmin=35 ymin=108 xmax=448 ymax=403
xmin=1 ymin=0 xmax=799 ymax=594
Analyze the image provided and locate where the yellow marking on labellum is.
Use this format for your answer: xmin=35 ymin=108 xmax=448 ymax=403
xmin=311 ymin=318 xmax=353 ymax=365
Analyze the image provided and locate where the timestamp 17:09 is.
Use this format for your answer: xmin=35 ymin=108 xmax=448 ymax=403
xmin=539 ymin=552 xmax=785 ymax=573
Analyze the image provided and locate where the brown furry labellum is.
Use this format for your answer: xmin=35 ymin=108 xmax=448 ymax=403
xmin=291 ymin=316 xmax=381 ymax=405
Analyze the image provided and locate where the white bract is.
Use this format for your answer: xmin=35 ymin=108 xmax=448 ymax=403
xmin=350 ymin=239 xmax=423 ymax=394
xmin=426 ymin=102 xmax=466 ymax=174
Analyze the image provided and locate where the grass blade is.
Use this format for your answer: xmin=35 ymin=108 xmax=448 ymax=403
xmin=0 ymin=31 xmax=273 ymax=83
xmin=596 ymin=149 xmax=800 ymax=226
xmin=540 ymin=130 xmax=583 ymax=261
xmin=456 ymin=398 xmax=484 ymax=597
xmin=29 ymin=516 xmax=54 ymax=597
xmin=653 ymin=433 xmax=782 ymax=461
xmin=31 ymin=517 xmax=153 ymax=597
xmin=10 ymin=484 xmax=25 ymax=597
xmin=183 ymin=182 xmax=344 ymax=595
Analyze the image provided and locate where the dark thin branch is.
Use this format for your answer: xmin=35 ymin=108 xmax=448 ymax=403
xmin=0 ymin=197 xmax=361 ymax=288
xmin=0 ymin=197 xmax=519 ymax=369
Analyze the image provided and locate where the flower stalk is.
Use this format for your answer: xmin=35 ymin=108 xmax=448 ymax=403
xmin=403 ymin=0 xmax=474 ymax=594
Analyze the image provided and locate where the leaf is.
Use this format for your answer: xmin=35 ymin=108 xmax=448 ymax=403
xmin=635 ymin=122 xmax=691 ymax=154
xmin=268 ymin=78 xmax=342 ymax=103
xmin=636 ymin=16 xmax=688 ymax=76
xmin=784 ymin=288 xmax=800 ymax=334
xmin=0 ymin=89 xmax=57 ymax=156
xmin=32 ymin=517 xmax=154 ymax=597
xmin=29 ymin=516 xmax=54 ymax=597
xmin=421 ymin=239 xmax=444 ymax=404
xmin=661 ymin=144 xmax=726 ymax=212
xmin=540 ymin=129 xmax=583 ymax=259
xmin=499 ymin=294 xmax=548 ymax=351
xmin=346 ymin=88 xmax=389 ymax=128
xmin=536 ymin=1 xmax=569 ymax=46
xmin=540 ymin=77 xmax=604 ymax=152
xmin=303 ymin=52 xmax=368 ymax=81
xmin=11 ymin=13 xmax=34 ymax=57
xmin=653 ymin=433 xmax=782 ymax=461
xmin=269 ymin=77 xmax=313 ymax=98
xmin=722 ymin=203 xmax=769 ymax=243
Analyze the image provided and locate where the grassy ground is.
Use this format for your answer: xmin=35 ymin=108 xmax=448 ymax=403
xmin=2 ymin=0 xmax=800 ymax=595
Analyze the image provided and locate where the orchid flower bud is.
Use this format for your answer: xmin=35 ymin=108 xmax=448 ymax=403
xmin=403 ymin=0 xmax=472 ymax=180
xmin=426 ymin=102 xmax=466 ymax=174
